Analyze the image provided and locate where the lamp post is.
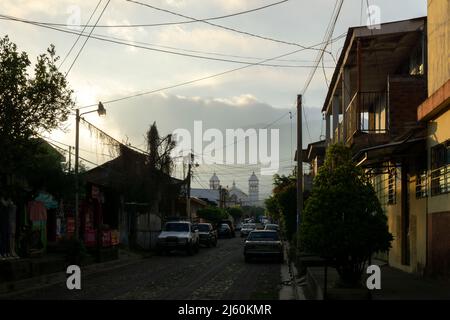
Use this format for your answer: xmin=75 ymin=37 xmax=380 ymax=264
xmin=74 ymin=102 xmax=106 ymax=240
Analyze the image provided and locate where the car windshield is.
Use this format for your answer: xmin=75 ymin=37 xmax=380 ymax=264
xmin=265 ymin=225 xmax=278 ymax=230
xmin=220 ymin=224 xmax=230 ymax=229
xmin=248 ymin=232 xmax=279 ymax=241
xmin=243 ymin=224 xmax=256 ymax=229
xmin=164 ymin=223 xmax=189 ymax=232
xmin=197 ymin=224 xmax=210 ymax=232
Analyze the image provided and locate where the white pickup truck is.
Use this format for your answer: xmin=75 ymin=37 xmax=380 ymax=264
xmin=156 ymin=221 xmax=200 ymax=255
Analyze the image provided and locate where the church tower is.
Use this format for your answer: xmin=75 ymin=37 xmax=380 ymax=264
xmin=248 ymin=172 xmax=259 ymax=206
xmin=209 ymin=172 xmax=220 ymax=190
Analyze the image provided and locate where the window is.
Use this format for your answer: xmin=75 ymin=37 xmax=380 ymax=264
xmin=431 ymin=141 xmax=450 ymax=196
xmin=388 ymin=169 xmax=396 ymax=205
xmin=415 ymin=171 xmax=428 ymax=198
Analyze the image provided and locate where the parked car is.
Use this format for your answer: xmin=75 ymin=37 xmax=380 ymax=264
xmin=235 ymin=223 xmax=242 ymax=231
xmin=240 ymin=223 xmax=256 ymax=238
xmin=156 ymin=221 xmax=199 ymax=255
xmin=197 ymin=223 xmax=217 ymax=247
xmin=217 ymin=220 xmax=235 ymax=237
xmin=264 ymin=224 xmax=279 ymax=232
xmin=244 ymin=230 xmax=283 ymax=263
xmin=218 ymin=223 xmax=232 ymax=238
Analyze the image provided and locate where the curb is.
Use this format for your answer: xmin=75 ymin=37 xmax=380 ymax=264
xmin=284 ymin=242 xmax=306 ymax=300
xmin=0 ymin=253 xmax=145 ymax=298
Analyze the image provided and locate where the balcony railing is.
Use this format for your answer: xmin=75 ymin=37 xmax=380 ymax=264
xmin=345 ymin=91 xmax=388 ymax=139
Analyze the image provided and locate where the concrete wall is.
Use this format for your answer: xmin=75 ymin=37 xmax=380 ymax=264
xmin=373 ymin=165 xmax=427 ymax=275
xmin=426 ymin=108 xmax=450 ymax=276
xmin=427 ymin=0 xmax=450 ymax=95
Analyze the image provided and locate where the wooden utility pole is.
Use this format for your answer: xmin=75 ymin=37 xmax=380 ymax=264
xmin=186 ymin=152 xmax=194 ymax=222
xmin=296 ymin=94 xmax=303 ymax=248
xmin=68 ymin=146 xmax=72 ymax=173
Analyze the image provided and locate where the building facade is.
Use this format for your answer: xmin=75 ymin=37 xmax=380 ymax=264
xmin=312 ymin=6 xmax=449 ymax=277
xmin=415 ymin=0 xmax=450 ymax=277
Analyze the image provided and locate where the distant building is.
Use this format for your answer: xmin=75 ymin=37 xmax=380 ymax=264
xmin=248 ymin=172 xmax=259 ymax=206
xmin=209 ymin=172 xmax=220 ymax=190
xmin=193 ymin=172 xmax=262 ymax=208
xmin=227 ymin=181 xmax=249 ymax=207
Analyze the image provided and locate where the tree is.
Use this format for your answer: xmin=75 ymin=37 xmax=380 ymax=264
xmin=145 ymin=122 xmax=177 ymax=218
xmin=265 ymin=174 xmax=297 ymax=240
xmin=0 ymin=36 xmax=74 ymax=177
xmin=197 ymin=206 xmax=227 ymax=225
xmin=226 ymin=207 xmax=243 ymax=221
xmin=299 ymin=144 xmax=393 ymax=287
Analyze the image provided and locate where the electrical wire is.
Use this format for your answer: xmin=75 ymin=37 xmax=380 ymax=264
xmin=126 ymin=0 xmax=332 ymax=54
xmin=75 ymin=32 xmax=346 ymax=108
xmin=24 ymin=0 xmax=290 ymax=29
xmin=59 ymin=0 xmax=102 ymax=69
xmin=300 ymin=0 xmax=344 ymax=142
xmin=65 ymin=0 xmax=110 ymax=76
xmin=0 ymin=14 xmax=340 ymax=69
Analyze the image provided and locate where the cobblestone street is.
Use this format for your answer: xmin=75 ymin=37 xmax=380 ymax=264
xmin=6 ymin=236 xmax=282 ymax=300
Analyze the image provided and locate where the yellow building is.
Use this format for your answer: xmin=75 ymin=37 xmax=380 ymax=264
xmin=319 ymin=3 xmax=450 ymax=276
xmin=415 ymin=0 xmax=450 ymax=277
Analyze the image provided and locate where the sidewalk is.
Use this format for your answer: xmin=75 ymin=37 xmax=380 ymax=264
xmin=0 ymin=248 xmax=145 ymax=298
xmin=305 ymin=259 xmax=450 ymax=300
xmin=371 ymin=261 xmax=450 ymax=300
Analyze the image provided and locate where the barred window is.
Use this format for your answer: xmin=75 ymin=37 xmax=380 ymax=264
xmin=431 ymin=140 xmax=450 ymax=196
xmin=415 ymin=171 xmax=427 ymax=198
xmin=388 ymin=169 xmax=396 ymax=205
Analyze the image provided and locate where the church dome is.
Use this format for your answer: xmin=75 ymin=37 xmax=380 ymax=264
xmin=249 ymin=171 xmax=258 ymax=182
xmin=210 ymin=172 xmax=220 ymax=190
xmin=210 ymin=172 xmax=220 ymax=183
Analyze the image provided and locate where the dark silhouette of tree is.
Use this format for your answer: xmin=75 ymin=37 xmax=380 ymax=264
xmin=0 ymin=35 xmax=74 ymax=178
xmin=145 ymin=122 xmax=177 ymax=218
xmin=197 ymin=207 xmax=227 ymax=224
xmin=299 ymin=144 xmax=393 ymax=287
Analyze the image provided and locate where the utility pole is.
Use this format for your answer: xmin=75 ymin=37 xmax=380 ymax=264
xmin=186 ymin=152 xmax=194 ymax=222
xmin=68 ymin=146 xmax=72 ymax=173
xmin=296 ymin=94 xmax=303 ymax=249
xmin=74 ymin=109 xmax=80 ymax=240
xmin=74 ymin=102 xmax=106 ymax=240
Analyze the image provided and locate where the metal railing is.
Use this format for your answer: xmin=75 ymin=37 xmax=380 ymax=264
xmin=431 ymin=164 xmax=450 ymax=196
xmin=345 ymin=91 xmax=388 ymax=138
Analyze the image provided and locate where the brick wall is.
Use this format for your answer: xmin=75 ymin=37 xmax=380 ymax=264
xmin=389 ymin=76 xmax=427 ymax=137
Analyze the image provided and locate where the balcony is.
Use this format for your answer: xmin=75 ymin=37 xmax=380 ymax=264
xmin=346 ymin=91 xmax=388 ymax=139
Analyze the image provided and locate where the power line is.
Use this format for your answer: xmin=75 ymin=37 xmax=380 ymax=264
xmin=65 ymin=0 xmax=110 ymax=76
xmin=0 ymin=14 xmax=340 ymax=69
xmin=75 ymin=32 xmax=346 ymax=108
xmin=44 ymin=140 xmax=100 ymax=167
xmin=126 ymin=0 xmax=332 ymax=54
xmin=25 ymin=0 xmax=289 ymax=29
xmin=59 ymin=0 xmax=102 ymax=69
xmin=0 ymin=11 xmax=337 ymax=64
xmin=300 ymin=0 xmax=344 ymax=142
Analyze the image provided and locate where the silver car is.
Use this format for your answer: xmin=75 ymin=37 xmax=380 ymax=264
xmin=240 ymin=223 xmax=256 ymax=238
xmin=244 ymin=230 xmax=283 ymax=263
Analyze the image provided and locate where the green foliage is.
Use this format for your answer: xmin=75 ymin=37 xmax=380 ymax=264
xmin=299 ymin=144 xmax=393 ymax=287
xmin=226 ymin=206 xmax=243 ymax=220
xmin=241 ymin=206 xmax=265 ymax=218
xmin=0 ymin=36 xmax=74 ymax=177
xmin=265 ymin=174 xmax=298 ymax=241
xmin=197 ymin=206 xmax=227 ymax=224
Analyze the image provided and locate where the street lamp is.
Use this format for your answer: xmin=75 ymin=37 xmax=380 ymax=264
xmin=74 ymin=102 xmax=106 ymax=239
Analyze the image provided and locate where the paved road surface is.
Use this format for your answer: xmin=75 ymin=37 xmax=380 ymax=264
xmin=6 ymin=235 xmax=283 ymax=300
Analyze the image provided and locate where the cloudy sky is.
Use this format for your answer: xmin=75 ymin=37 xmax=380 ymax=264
xmin=0 ymin=0 xmax=426 ymax=200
